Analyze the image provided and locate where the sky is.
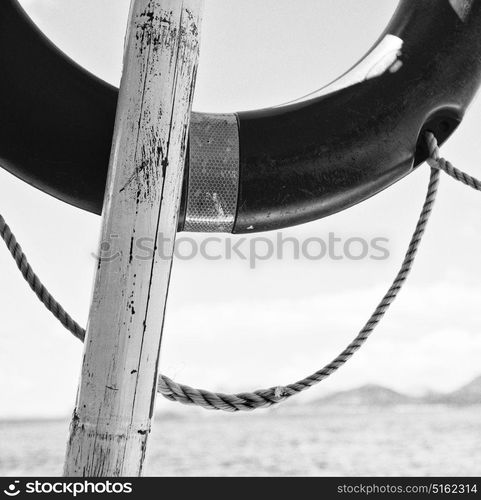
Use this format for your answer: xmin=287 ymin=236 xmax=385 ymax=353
xmin=1 ymin=0 xmax=481 ymax=418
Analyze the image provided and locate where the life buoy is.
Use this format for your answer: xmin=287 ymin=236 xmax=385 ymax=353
xmin=1 ymin=0 xmax=481 ymax=233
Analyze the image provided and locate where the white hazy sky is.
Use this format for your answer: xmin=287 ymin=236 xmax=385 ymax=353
xmin=1 ymin=0 xmax=481 ymax=418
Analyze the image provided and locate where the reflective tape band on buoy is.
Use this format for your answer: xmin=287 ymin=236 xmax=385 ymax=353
xmin=1 ymin=0 xmax=481 ymax=233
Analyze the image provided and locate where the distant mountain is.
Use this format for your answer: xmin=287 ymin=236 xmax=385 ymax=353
xmin=429 ymin=376 xmax=481 ymax=406
xmin=307 ymin=376 xmax=481 ymax=408
xmin=311 ymin=384 xmax=416 ymax=407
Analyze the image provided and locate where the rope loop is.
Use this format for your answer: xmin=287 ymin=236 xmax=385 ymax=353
xmin=1 ymin=133 xmax=479 ymax=411
xmin=426 ymin=132 xmax=481 ymax=192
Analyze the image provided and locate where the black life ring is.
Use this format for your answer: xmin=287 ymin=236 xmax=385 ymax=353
xmin=1 ymin=0 xmax=481 ymax=233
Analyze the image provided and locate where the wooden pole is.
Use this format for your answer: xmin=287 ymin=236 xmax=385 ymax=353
xmin=64 ymin=0 xmax=204 ymax=477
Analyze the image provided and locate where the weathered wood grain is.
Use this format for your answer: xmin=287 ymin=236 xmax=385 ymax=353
xmin=64 ymin=0 xmax=204 ymax=477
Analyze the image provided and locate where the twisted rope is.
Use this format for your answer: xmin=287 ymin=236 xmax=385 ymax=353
xmin=1 ymin=134 xmax=479 ymax=411
xmin=157 ymin=166 xmax=440 ymax=411
xmin=0 ymin=216 xmax=85 ymax=341
xmin=425 ymin=132 xmax=481 ymax=192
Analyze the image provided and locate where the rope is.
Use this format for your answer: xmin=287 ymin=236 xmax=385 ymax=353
xmin=1 ymin=133 xmax=479 ymax=411
xmin=0 ymin=216 xmax=85 ymax=341
xmin=425 ymin=132 xmax=481 ymax=192
xmin=157 ymin=166 xmax=440 ymax=411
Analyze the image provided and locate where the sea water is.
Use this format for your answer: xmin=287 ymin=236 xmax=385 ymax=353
xmin=1 ymin=406 xmax=480 ymax=477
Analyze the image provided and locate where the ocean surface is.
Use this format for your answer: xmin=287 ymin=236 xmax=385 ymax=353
xmin=1 ymin=406 xmax=480 ymax=477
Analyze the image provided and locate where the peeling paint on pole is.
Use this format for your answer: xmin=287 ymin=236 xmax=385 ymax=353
xmin=64 ymin=0 xmax=204 ymax=477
